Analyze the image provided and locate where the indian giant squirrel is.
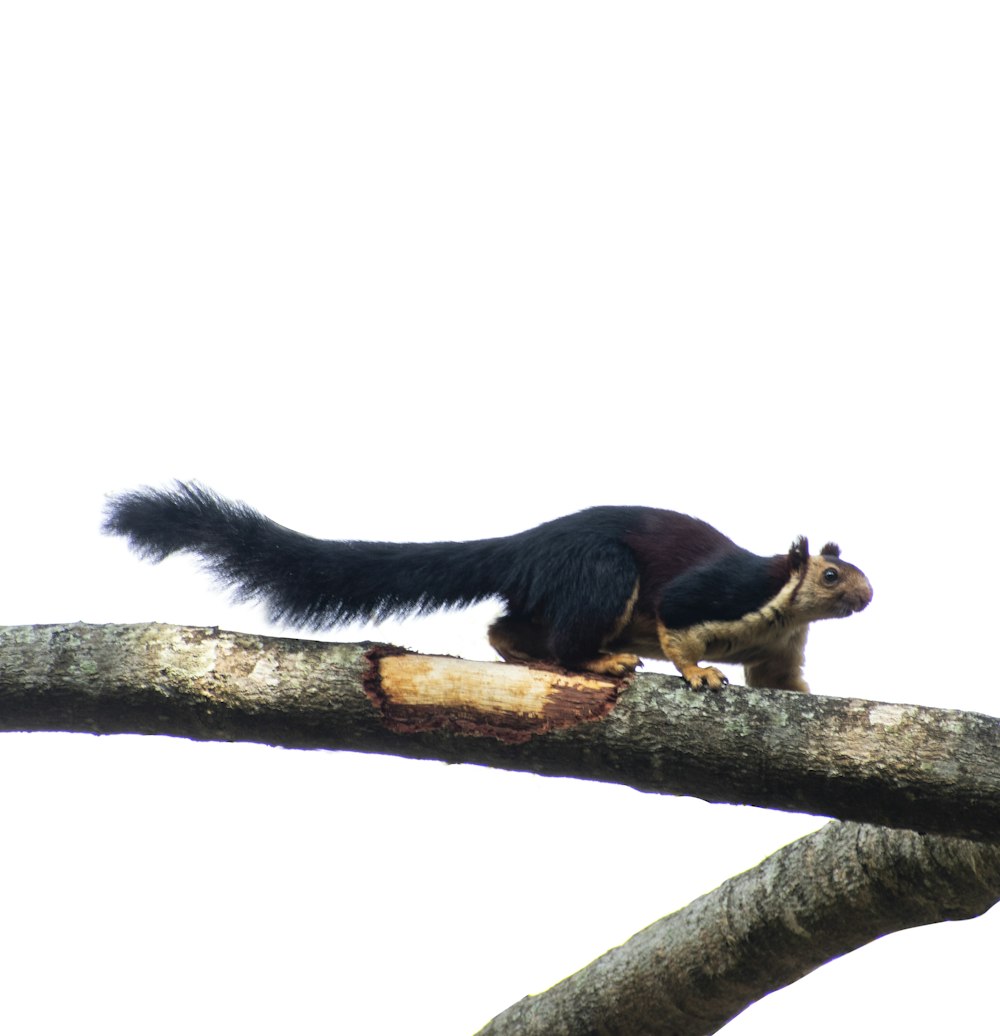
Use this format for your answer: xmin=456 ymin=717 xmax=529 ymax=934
xmin=104 ymin=483 xmax=872 ymax=692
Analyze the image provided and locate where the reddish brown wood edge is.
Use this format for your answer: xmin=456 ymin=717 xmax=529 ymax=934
xmin=362 ymin=646 xmax=627 ymax=744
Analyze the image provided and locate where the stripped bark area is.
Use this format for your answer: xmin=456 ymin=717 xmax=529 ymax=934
xmin=364 ymin=648 xmax=624 ymax=743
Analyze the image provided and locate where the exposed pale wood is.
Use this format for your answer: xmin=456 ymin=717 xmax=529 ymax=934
xmin=373 ymin=651 xmax=621 ymax=742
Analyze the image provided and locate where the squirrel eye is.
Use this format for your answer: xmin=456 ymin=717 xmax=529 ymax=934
xmin=822 ymin=567 xmax=840 ymax=585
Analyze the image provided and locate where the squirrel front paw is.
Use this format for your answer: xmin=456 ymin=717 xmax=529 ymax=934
xmin=680 ymin=664 xmax=728 ymax=691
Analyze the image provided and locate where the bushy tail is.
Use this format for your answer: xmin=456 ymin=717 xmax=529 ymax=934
xmin=103 ymin=482 xmax=509 ymax=628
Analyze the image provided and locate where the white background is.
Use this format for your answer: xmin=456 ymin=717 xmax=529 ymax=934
xmin=3 ymin=3 xmax=998 ymax=1032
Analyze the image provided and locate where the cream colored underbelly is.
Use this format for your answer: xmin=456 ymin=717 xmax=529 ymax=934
xmin=613 ymin=610 xmax=804 ymax=665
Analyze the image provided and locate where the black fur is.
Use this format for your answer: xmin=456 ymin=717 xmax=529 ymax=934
xmin=106 ymin=483 xmax=512 ymax=627
xmin=104 ymin=484 xmax=796 ymax=669
xmin=656 ymin=549 xmax=789 ymax=630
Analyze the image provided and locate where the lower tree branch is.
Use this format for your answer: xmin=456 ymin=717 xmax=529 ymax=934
xmin=476 ymin=821 xmax=1000 ymax=1035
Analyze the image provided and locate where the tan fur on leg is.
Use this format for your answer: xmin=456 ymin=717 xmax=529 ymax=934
xmin=743 ymin=628 xmax=810 ymax=692
xmin=656 ymin=619 xmax=728 ymax=690
xmin=582 ymin=653 xmax=642 ymax=677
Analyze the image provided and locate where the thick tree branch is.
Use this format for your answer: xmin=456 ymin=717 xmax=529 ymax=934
xmin=476 ymin=821 xmax=1000 ymax=1035
xmin=1 ymin=623 xmax=998 ymax=842
xmin=4 ymin=622 xmax=999 ymax=1033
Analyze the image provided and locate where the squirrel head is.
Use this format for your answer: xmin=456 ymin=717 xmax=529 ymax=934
xmin=786 ymin=537 xmax=872 ymax=619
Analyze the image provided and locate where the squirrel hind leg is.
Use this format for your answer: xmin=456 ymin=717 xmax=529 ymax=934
xmin=490 ymin=563 xmax=641 ymax=676
xmin=488 ymin=615 xmax=640 ymax=678
xmin=488 ymin=614 xmax=549 ymax=663
xmin=580 ymin=652 xmax=642 ymax=677
xmin=544 ymin=579 xmax=641 ymax=676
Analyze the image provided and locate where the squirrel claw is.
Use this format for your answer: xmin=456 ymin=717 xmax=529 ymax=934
xmin=681 ymin=664 xmax=728 ymax=691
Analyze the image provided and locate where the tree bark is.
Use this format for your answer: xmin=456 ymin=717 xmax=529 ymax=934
xmin=1 ymin=623 xmax=999 ymax=842
xmin=476 ymin=821 xmax=1000 ymax=1035
xmin=4 ymin=622 xmax=1000 ymax=1033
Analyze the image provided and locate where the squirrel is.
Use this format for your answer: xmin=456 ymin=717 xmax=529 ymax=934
xmin=104 ymin=483 xmax=872 ymax=692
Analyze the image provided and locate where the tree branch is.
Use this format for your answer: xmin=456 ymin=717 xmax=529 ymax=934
xmin=476 ymin=821 xmax=1000 ymax=1035
xmin=4 ymin=622 xmax=999 ymax=1033
xmin=1 ymin=623 xmax=999 ymax=842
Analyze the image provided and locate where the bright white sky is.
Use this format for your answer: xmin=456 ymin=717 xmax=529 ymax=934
xmin=3 ymin=3 xmax=998 ymax=1033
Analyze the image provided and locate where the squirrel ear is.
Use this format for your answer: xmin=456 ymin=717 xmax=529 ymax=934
xmin=789 ymin=536 xmax=809 ymax=569
xmin=820 ymin=541 xmax=841 ymax=558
